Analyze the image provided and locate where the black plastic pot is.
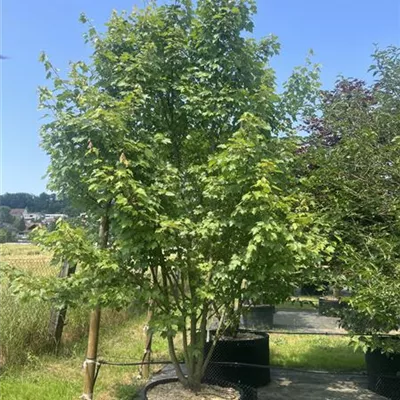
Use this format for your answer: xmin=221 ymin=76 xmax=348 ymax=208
xmin=242 ymin=305 xmax=275 ymax=330
xmin=365 ymin=348 xmax=400 ymax=400
xmin=318 ymin=298 xmax=340 ymax=316
xmin=203 ymin=329 xmax=270 ymax=389
xmin=301 ymin=283 xmax=327 ymax=296
xmin=140 ymin=377 xmax=256 ymax=400
xmin=319 ymin=297 xmax=349 ymax=317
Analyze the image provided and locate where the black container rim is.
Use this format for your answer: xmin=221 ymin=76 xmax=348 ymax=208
xmin=245 ymin=304 xmax=275 ymax=309
xmin=207 ymin=328 xmax=269 ymax=341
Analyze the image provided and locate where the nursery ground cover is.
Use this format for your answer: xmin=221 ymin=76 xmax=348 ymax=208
xmin=0 ymin=245 xmax=365 ymax=399
xmin=0 ymin=324 xmax=365 ymax=400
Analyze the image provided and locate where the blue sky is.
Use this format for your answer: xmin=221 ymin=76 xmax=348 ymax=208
xmin=1 ymin=0 xmax=399 ymax=195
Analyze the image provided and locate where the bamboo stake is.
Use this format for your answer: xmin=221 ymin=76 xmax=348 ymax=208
xmin=141 ymin=305 xmax=153 ymax=379
xmin=82 ymin=215 xmax=109 ymax=400
xmin=82 ymin=306 xmax=101 ymax=399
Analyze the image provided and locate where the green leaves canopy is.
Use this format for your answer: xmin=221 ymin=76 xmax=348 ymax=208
xmin=16 ymin=0 xmax=329 ymax=388
xmin=301 ymin=47 xmax=400 ymax=346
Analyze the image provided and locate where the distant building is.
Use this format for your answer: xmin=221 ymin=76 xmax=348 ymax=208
xmin=23 ymin=211 xmax=42 ymax=222
xmin=26 ymin=223 xmax=42 ymax=231
xmin=17 ymin=233 xmax=29 ymax=243
xmin=43 ymin=214 xmax=67 ymax=223
xmin=10 ymin=208 xmax=25 ymax=218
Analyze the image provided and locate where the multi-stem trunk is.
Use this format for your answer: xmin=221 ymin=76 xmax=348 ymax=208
xmin=225 ymin=279 xmax=244 ymax=338
xmin=167 ymin=303 xmax=210 ymax=393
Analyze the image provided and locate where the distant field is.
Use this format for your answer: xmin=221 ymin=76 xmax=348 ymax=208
xmin=0 ymin=243 xmax=46 ymax=257
xmin=0 ymin=243 xmax=54 ymax=277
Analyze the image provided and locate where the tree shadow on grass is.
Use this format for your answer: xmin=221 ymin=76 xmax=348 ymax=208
xmin=258 ymin=369 xmax=384 ymax=400
xmin=114 ymin=382 xmax=142 ymax=400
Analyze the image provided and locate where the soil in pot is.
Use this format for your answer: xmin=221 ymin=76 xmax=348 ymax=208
xmin=242 ymin=305 xmax=274 ymax=330
xmin=146 ymin=381 xmax=240 ymax=400
xmin=365 ymin=349 xmax=400 ymax=400
xmin=204 ymin=330 xmax=270 ymax=388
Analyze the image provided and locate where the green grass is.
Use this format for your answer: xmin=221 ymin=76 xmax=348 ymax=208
xmin=276 ymin=296 xmax=319 ymax=311
xmin=270 ymin=334 xmax=365 ymax=371
xmin=0 ymin=245 xmax=89 ymax=367
xmin=0 ymin=284 xmax=114 ymax=367
xmin=0 ymin=375 xmax=80 ymax=400
xmin=0 ymin=313 xmax=170 ymax=400
xmin=0 ymin=288 xmax=53 ymax=366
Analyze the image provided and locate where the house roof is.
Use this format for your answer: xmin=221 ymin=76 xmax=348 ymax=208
xmin=10 ymin=208 xmax=25 ymax=217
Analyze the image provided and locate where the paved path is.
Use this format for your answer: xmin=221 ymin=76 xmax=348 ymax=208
xmin=270 ymin=310 xmax=346 ymax=334
xmin=149 ymin=366 xmax=386 ymax=400
xmin=258 ymin=369 xmax=386 ymax=400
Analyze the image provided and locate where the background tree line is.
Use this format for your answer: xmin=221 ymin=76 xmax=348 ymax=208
xmin=0 ymin=192 xmax=77 ymax=215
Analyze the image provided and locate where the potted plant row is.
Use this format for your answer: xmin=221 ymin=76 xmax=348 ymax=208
xmin=340 ymin=295 xmax=400 ymax=400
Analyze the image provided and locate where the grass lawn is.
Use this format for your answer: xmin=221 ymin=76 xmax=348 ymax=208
xmin=270 ymin=334 xmax=365 ymax=371
xmin=276 ymin=296 xmax=319 ymax=311
xmin=0 ymin=314 xmax=170 ymax=400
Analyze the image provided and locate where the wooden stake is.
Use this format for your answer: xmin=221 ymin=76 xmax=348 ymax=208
xmin=141 ymin=305 xmax=153 ymax=379
xmin=82 ymin=306 xmax=101 ymax=399
xmin=82 ymin=215 xmax=109 ymax=400
xmin=48 ymin=261 xmax=76 ymax=350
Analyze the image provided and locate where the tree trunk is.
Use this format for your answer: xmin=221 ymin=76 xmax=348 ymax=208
xmin=167 ymin=335 xmax=188 ymax=386
xmin=48 ymin=260 xmax=76 ymax=350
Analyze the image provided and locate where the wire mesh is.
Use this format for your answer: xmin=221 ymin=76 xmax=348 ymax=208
xmin=372 ymin=373 xmax=400 ymax=400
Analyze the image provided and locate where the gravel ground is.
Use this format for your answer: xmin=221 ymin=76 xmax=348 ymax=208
xmin=147 ymin=365 xmax=386 ymax=400
xmin=145 ymin=312 xmax=396 ymax=399
xmin=146 ymin=382 xmax=240 ymax=400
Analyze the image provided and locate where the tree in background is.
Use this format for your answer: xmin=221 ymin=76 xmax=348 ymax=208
xmin=13 ymin=217 xmax=26 ymax=233
xmin=0 ymin=228 xmax=16 ymax=243
xmin=0 ymin=193 xmax=36 ymax=210
xmin=0 ymin=206 xmax=14 ymax=224
xmin=0 ymin=207 xmax=20 ymax=242
xmin=300 ymin=46 xmax=400 ymax=350
xmin=0 ymin=192 xmax=77 ymax=215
